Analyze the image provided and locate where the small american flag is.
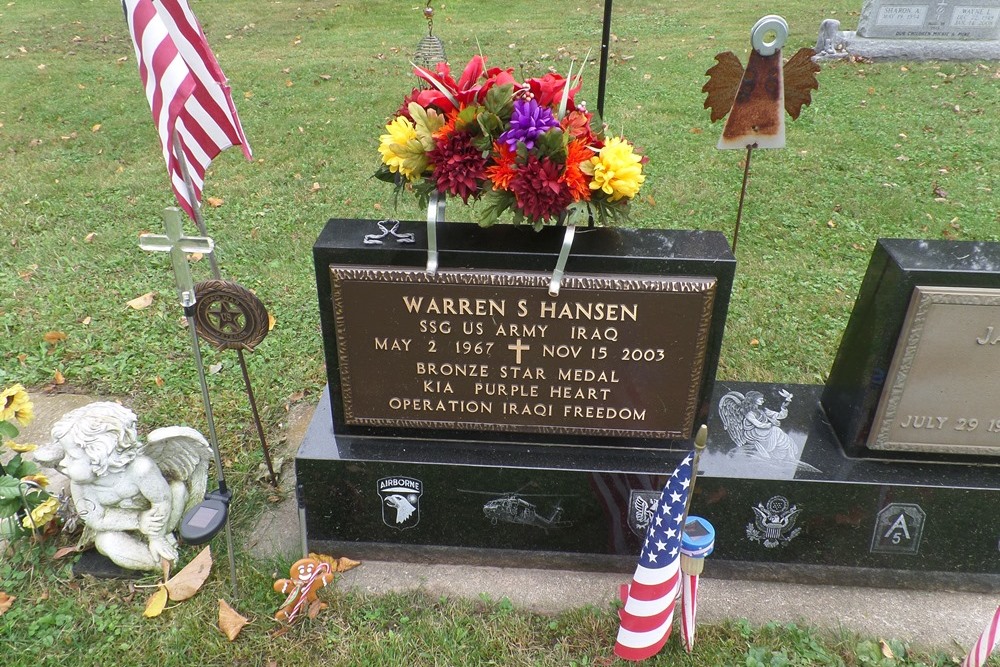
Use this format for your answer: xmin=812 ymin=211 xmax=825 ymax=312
xmin=614 ymin=451 xmax=693 ymax=661
xmin=122 ymin=0 xmax=251 ymax=219
xmin=962 ymin=605 xmax=1000 ymax=667
xmin=680 ymin=571 xmax=698 ymax=652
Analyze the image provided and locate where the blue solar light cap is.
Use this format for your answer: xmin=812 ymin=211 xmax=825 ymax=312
xmin=681 ymin=515 xmax=716 ymax=559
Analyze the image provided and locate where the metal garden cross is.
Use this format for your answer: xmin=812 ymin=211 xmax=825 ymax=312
xmin=138 ymin=207 xmax=215 ymax=308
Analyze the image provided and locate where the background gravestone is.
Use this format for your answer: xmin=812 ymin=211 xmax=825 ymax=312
xmin=814 ymin=0 xmax=1000 ymax=60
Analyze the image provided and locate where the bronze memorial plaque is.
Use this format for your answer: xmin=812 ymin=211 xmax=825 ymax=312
xmin=870 ymin=286 xmax=1000 ymax=456
xmin=330 ymin=266 xmax=717 ymax=438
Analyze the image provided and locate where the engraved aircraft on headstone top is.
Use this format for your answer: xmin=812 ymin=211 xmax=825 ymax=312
xmin=703 ymin=15 xmax=820 ymax=150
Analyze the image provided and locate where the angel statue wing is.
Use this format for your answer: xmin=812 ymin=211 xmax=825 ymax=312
xmin=718 ymin=391 xmax=750 ymax=448
xmin=142 ymin=427 xmax=213 ymax=514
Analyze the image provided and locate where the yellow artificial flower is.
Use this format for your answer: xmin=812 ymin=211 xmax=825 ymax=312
xmin=378 ymin=115 xmax=425 ymax=181
xmin=582 ymin=136 xmax=645 ymax=202
xmin=22 ymin=496 xmax=60 ymax=530
xmin=21 ymin=474 xmax=50 ymax=488
xmin=6 ymin=441 xmax=37 ymax=453
xmin=0 ymin=384 xmax=31 ymax=424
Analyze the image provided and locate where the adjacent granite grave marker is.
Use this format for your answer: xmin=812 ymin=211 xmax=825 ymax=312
xmin=858 ymin=0 xmax=1000 ymax=39
xmin=814 ymin=0 xmax=1000 ymax=60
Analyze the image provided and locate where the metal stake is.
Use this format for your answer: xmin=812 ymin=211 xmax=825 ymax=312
xmin=597 ymin=0 xmax=613 ymax=119
xmin=171 ymin=132 xmax=278 ymax=488
xmin=731 ymin=145 xmax=755 ymax=253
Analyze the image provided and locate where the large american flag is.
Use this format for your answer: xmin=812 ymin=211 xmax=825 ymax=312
xmin=614 ymin=451 xmax=693 ymax=661
xmin=122 ymin=0 xmax=251 ymax=219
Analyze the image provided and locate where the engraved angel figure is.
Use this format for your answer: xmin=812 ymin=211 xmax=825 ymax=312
xmin=719 ymin=389 xmax=801 ymax=463
xmin=34 ymin=402 xmax=212 ymax=571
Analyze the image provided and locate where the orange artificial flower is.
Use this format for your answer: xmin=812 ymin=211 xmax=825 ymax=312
xmin=484 ymin=142 xmax=517 ymax=191
xmin=561 ymin=140 xmax=593 ymax=202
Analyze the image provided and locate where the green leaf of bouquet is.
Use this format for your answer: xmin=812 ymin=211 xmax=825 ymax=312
xmin=395 ymin=138 xmax=430 ymax=179
xmin=476 ymin=111 xmax=503 ymax=144
xmin=454 ymin=105 xmax=479 ymax=135
xmin=535 ymin=129 xmax=566 ymax=163
xmin=0 ymin=475 xmax=23 ymax=501
xmin=475 ymin=189 xmax=515 ymax=227
xmin=374 ymin=164 xmax=398 ymax=184
xmin=0 ymin=420 xmax=18 ymax=439
xmin=409 ymin=103 xmax=444 ymax=151
xmin=563 ymin=201 xmax=591 ymax=227
xmin=483 ymin=83 xmax=514 ymax=119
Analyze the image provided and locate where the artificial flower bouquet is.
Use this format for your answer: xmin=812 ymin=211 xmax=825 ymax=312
xmin=376 ymin=55 xmax=646 ymax=229
xmin=0 ymin=384 xmax=59 ymax=540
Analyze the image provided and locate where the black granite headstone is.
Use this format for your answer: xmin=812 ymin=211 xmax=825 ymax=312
xmin=823 ymin=239 xmax=1000 ymax=459
xmin=299 ymin=229 xmax=1000 ymax=591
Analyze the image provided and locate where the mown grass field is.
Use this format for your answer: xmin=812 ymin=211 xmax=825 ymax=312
xmin=1 ymin=0 xmax=998 ymax=664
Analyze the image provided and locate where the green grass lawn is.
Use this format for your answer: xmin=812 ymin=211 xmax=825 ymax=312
xmin=1 ymin=0 xmax=998 ymax=664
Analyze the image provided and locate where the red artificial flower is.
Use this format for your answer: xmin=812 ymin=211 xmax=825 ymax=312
xmin=525 ymin=72 xmax=581 ymax=110
xmin=427 ymin=131 xmax=488 ymax=203
xmin=510 ymin=155 xmax=574 ymax=222
xmin=561 ymin=109 xmax=597 ymax=145
xmin=413 ymin=56 xmax=516 ymax=113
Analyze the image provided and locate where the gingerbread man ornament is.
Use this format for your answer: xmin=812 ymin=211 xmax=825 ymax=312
xmin=273 ymin=557 xmax=335 ymax=623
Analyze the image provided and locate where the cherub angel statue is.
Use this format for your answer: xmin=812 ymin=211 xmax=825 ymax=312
xmin=718 ymin=389 xmax=800 ymax=463
xmin=34 ymin=402 xmax=212 ymax=571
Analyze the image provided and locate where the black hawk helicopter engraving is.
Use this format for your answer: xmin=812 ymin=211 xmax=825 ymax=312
xmin=459 ymin=489 xmax=573 ymax=530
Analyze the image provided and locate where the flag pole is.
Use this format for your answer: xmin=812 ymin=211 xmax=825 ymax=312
xmin=683 ymin=424 xmax=708 ymax=520
xmin=170 ymin=131 xmax=279 ymax=489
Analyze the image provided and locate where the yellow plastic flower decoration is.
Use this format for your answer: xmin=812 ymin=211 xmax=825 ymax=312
xmin=22 ymin=496 xmax=59 ymax=530
xmin=21 ymin=474 xmax=50 ymax=488
xmin=1 ymin=384 xmax=31 ymax=424
xmin=6 ymin=441 xmax=37 ymax=453
xmin=582 ymin=136 xmax=645 ymax=202
xmin=378 ymin=116 xmax=426 ymax=181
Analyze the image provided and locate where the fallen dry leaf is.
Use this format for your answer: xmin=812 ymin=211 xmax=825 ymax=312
xmin=268 ymin=312 xmax=276 ymax=331
xmin=218 ymin=599 xmax=249 ymax=641
xmin=52 ymin=545 xmax=81 ymax=560
xmin=206 ymin=196 xmax=224 ymax=208
xmin=309 ymin=551 xmax=361 ymax=573
xmin=0 ymin=592 xmax=15 ymax=615
xmin=43 ymin=331 xmax=68 ymax=345
xmin=126 ymin=292 xmax=155 ymax=310
xmin=164 ymin=546 xmax=212 ymax=601
xmin=92 ymin=123 xmax=102 ymax=133
xmin=154 ymin=376 xmax=165 ymax=387
xmin=53 ymin=369 xmax=66 ymax=385
xmin=879 ymin=639 xmax=894 ymax=659
xmin=143 ymin=586 xmax=169 ymax=618
xmin=189 ymin=252 xmax=204 ymax=262
xmin=84 ymin=232 xmax=97 ymax=242
xmin=307 ymin=599 xmax=326 ymax=619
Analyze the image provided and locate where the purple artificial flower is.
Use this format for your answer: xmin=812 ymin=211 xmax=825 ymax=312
xmin=498 ymin=98 xmax=560 ymax=151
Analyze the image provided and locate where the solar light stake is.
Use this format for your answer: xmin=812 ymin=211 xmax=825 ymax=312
xmin=139 ymin=208 xmax=238 ymax=597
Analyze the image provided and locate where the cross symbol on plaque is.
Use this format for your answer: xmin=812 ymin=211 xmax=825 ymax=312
xmin=508 ymin=338 xmax=530 ymax=365
xmin=138 ymin=207 xmax=215 ymax=308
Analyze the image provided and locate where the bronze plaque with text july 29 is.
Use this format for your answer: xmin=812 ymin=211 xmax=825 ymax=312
xmin=330 ymin=266 xmax=716 ymax=438
xmin=869 ymin=286 xmax=1000 ymax=456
